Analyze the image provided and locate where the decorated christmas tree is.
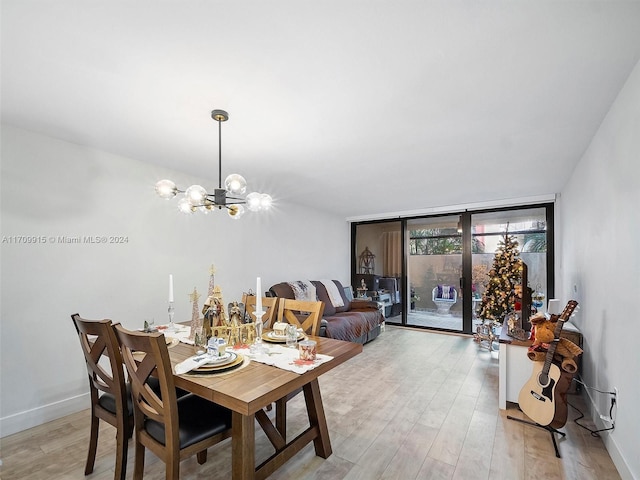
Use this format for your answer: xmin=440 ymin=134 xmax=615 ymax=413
xmin=478 ymin=230 xmax=522 ymax=322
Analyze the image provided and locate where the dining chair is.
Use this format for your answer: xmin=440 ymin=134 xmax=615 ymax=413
xmin=272 ymin=299 xmax=325 ymax=438
xmin=242 ymin=294 xmax=279 ymax=329
xmin=71 ymin=313 xmax=131 ymax=480
xmin=276 ymin=299 xmax=324 ymax=336
xmin=114 ymin=324 xmax=232 ymax=480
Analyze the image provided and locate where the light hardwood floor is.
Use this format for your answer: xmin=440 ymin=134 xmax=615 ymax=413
xmin=0 ymin=326 xmax=620 ymax=480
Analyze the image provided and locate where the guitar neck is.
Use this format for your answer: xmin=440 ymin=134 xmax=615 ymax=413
xmin=540 ymin=300 xmax=578 ymax=375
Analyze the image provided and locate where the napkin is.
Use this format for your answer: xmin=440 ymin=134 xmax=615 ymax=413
xmin=174 ymin=354 xmax=211 ymax=375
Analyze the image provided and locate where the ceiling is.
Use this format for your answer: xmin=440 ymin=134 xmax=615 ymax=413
xmin=2 ymin=1 xmax=640 ymax=219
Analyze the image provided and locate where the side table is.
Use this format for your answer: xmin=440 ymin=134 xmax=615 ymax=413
xmin=372 ymin=292 xmax=392 ymax=317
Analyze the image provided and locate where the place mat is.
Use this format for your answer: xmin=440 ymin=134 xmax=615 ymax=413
xmin=232 ymin=344 xmax=332 ymax=374
xmin=161 ymin=324 xmax=193 ymax=345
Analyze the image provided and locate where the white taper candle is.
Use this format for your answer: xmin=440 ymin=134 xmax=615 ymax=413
xmin=169 ymin=274 xmax=174 ymax=302
xmin=256 ymin=277 xmax=262 ymax=313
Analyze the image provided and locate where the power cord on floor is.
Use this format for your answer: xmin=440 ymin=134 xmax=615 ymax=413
xmin=568 ymin=378 xmax=616 ymax=437
xmin=573 ymin=377 xmax=616 ymax=396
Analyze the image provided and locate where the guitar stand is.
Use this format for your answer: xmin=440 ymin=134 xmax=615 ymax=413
xmin=507 ymin=415 xmax=566 ymax=458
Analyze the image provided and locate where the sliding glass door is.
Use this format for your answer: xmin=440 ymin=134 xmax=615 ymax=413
xmin=351 ymin=203 xmax=553 ymax=334
xmin=471 ymin=207 xmax=551 ymax=328
xmin=352 ymin=221 xmax=404 ymax=324
xmin=407 ymin=216 xmax=463 ymax=332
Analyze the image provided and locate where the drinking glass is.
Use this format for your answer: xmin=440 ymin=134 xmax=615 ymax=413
xmin=286 ymin=324 xmax=298 ymax=348
xmin=299 ymin=340 xmax=317 ymax=360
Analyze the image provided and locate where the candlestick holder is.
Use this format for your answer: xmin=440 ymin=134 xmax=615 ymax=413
xmin=167 ymin=301 xmax=176 ymax=331
xmin=251 ymin=310 xmax=268 ymax=354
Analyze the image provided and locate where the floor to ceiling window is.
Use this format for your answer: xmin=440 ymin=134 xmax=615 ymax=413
xmin=406 ymin=215 xmax=463 ymax=332
xmin=352 ymin=221 xmax=404 ymax=323
xmin=351 ymin=203 xmax=553 ymax=334
xmin=471 ymin=208 xmax=551 ymax=326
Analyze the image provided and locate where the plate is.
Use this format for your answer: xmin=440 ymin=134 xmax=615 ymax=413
xmin=166 ymin=337 xmax=180 ymax=348
xmin=262 ymin=330 xmax=306 ymax=343
xmin=194 ymin=352 xmax=237 ymax=370
xmin=204 ymin=351 xmax=233 ymax=365
xmin=268 ymin=331 xmax=287 ymax=339
xmin=193 ymin=353 xmax=244 ymax=373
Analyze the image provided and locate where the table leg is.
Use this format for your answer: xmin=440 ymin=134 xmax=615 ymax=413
xmin=232 ymin=411 xmax=255 ymax=480
xmin=303 ymin=378 xmax=332 ymax=458
xmin=275 ymin=398 xmax=287 ymax=440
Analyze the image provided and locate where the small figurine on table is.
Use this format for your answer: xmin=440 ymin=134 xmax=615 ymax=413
xmin=357 ymin=278 xmax=368 ymax=298
xmin=202 ymin=296 xmax=223 ymax=339
xmin=228 ymin=301 xmax=244 ymax=326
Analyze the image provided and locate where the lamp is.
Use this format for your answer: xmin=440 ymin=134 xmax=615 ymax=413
xmin=155 ymin=109 xmax=272 ymax=219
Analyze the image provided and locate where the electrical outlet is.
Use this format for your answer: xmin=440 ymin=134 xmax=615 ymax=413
xmin=614 ymin=387 xmax=619 ymax=407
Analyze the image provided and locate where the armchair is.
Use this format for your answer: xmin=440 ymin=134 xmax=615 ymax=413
xmin=432 ymin=285 xmax=458 ymax=315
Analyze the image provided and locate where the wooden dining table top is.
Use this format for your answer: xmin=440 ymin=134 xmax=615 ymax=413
xmin=168 ymin=334 xmax=363 ymax=416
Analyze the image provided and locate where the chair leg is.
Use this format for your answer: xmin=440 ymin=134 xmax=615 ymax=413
xmin=84 ymin=413 xmax=99 ymax=475
xmin=127 ymin=417 xmax=134 ymax=439
xmin=133 ymin=441 xmax=145 ymax=480
xmin=196 ymin=449 xmax=208 ymax=465
xmin=167 ymin=453 xmax=179 ymax=480
xmin=114 ymin=419 xmax=129 ymax=480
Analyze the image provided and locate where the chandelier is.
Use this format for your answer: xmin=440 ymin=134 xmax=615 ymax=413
xmin=154 ymin=109 xmax=272 ymax=219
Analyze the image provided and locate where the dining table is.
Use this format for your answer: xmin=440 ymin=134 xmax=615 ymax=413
xmin=166 ymin=331 xmax=363 ymax=480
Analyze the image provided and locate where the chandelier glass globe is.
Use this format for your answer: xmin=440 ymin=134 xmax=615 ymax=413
xmin=177 ymin=198 xmax=195 ymax=214
xmin=227 ymin=204 xmax=246 ymax=219
xmin=185 ymin=185 xmax=207 ymax=206
xmin=155 ymin=179 xmax=177 ymax=199
xmin=224 ymin=174 xmax=247 ymax=195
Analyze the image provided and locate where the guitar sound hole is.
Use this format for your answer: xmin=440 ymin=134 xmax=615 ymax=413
xmin=538 ymin=373 xmax=549 ymax=386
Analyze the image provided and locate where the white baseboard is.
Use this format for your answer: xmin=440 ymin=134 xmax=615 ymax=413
xmin=582 ymin=387 xmax=632 ymax=480
xmin=0 ymin=393 xmax=89 ymax=439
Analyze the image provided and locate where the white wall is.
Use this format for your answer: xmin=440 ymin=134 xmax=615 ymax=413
xmin=556 ymin=59 xmax=640 ymax=480
xmin=0 ymin=124 xmax=350 ymax=436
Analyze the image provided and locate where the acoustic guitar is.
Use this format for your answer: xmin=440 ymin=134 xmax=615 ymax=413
xmin=517 ymin=300 xmax=579 ymax=427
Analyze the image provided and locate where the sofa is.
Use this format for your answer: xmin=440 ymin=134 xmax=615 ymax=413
xmin=269 ymin=279 xmax=384 ymax=344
